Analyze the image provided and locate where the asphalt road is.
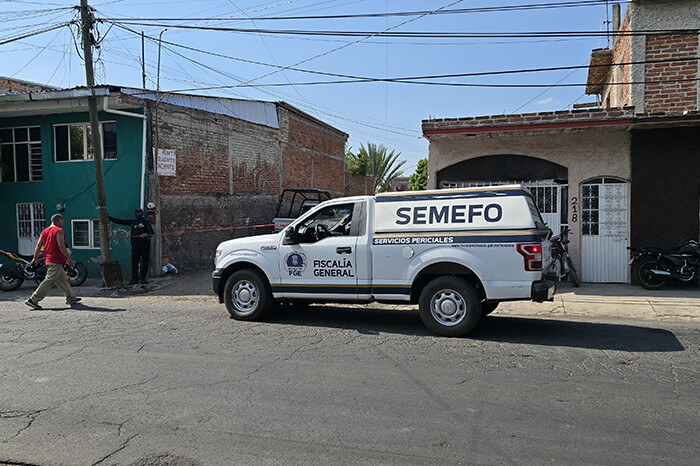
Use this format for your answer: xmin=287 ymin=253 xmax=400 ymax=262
xmin=1 ymin=275 xmax=699 ymax=465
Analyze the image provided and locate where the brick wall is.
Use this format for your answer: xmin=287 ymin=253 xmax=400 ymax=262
xmin=644 ymin=33 xmax=699 ymax=114
xmin=149 ymin=102 xmax=282 ymax=269
xmin=422 ymin=107 xmax=635 ymax=134
xmin=345 ymin=173 xmax=374 ymax=196
xmin=129 ymin=97 xmax=347 ymax=270
xmin=0 ymin=77 xmax=55 ymax=94
xmin=605 ymin=15 xmax=632 ymax=108
xmin=279 ymin=106 xmax=347 ymax=196
xmin=154 ymin=103 xmax=281 ymax=196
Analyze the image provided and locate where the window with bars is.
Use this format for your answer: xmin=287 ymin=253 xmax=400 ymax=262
xmin=582 ymin=184 xmax=600 ymax=235
xmin=54 ymin=122 xmax=117 ymax=162
xmin=0 ymin=126 xmax=42 ymax=182
xmin=71 ymin=219 xmax=101 ymax=249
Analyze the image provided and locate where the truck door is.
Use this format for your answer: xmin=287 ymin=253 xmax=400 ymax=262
xmin=277 ymin=202 xmax=359 ymax=299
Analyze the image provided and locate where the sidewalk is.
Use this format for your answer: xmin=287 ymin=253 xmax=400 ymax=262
xmin=497 ymin=282 xmax=700 ymax=323
xmin=68 ymin=271 xmax=699 ymax=323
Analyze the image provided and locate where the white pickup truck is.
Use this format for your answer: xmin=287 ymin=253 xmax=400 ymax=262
xmin=213 ymin=185 xmax=555 ymax=337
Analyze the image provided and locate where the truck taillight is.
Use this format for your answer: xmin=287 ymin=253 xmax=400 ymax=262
xmin=516 ymin=243 xmax=542 ymax=271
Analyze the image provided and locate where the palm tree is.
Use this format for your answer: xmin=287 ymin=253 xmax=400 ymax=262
xmin=346 ymin=143 xmax=406 ymax=193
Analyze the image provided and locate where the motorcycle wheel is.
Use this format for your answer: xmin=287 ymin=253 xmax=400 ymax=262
xmin=0 ymin=274 xmax=23 ymax=292
xmin=68 ymin=262 xmax=88 ymax=287
xmin=634 ymin=257 xmax=670 ymax=290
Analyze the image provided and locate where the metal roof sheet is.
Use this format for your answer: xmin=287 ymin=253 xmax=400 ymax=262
xmin=121 ymin=88 xmax=279 ymax=129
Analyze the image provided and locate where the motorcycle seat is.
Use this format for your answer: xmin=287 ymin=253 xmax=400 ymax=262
xmin=631 ymin=243 xmax=700 ymax=256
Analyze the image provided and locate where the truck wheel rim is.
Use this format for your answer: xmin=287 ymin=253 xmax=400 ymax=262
xmin=430 ymin=289 xmax=466 ymax=326
xmin=232 ymin=280 xmax=258 ymax=312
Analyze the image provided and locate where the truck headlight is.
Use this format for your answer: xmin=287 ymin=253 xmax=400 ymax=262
xmin=214 ymin=249 xmax=222 ymax=267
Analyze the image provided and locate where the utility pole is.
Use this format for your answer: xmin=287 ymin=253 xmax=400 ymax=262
xmin=80 ymin=0 xmax=119 ymax=285
xmin=141 ymin=31 xmax=146 ymax=89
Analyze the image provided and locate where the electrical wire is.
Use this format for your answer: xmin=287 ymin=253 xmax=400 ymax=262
xmin=0 ymin=20 xmax=76 ymax=46
xmin=98 ymin=1 xmax=625 ymax=22
xmin=111 ymin=26 xmax=700 ymax=86
xmin=159 ymin=76 xmax=700 ymax=91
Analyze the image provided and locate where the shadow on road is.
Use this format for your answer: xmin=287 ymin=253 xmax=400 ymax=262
xmin=472 ymin=315 xmax=684 ymax=352
xmin=32 ymin=303 xmax=126 ymax=313
xmin=264 ymin=305 xmax=685 ymax=352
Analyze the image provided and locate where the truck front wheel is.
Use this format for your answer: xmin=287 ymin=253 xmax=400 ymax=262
xmin=418 ymin=276 xmax=481 ymax=337
xmin=224 ymin=269 xmax=272 ymax=321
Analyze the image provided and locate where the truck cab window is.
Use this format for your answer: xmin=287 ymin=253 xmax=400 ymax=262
xmin=297 ymin=203 xmax=355 ymax=243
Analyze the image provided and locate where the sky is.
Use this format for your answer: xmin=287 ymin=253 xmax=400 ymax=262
xmin=1 ymin=0 xmax=620 ymax=175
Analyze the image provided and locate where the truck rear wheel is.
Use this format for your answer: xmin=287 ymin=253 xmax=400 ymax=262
xmin=418 ymin=276 xmax=481 ymax=337
xmin=224 ymin=269 xmax=272 ymax=321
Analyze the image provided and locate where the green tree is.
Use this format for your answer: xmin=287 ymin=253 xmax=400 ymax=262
xmin=345 ymin=143 xmax=405 ymax=193
xmin=408 ymin=158 xmax=428 ymax=191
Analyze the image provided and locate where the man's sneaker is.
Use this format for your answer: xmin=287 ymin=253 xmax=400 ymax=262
xmin=140 ymin=278 xmax=148 ymax=284
xmin=66 ymin=297 xmax=82 ymax=305
xmin=25 ymin=298 xmax=43 ymax=310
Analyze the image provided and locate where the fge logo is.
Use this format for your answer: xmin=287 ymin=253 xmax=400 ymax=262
xmin=283 ymin=252 xmax=307 ymax=277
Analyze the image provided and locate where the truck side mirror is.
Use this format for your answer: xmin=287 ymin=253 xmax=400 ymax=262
xmin=284 ymin=227 xmax=299 ymax=244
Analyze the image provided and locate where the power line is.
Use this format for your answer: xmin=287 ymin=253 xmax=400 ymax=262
xmin=241 ymin=0 xmax=467 ymax=85
xmin=98 ymin=1 xmax=624 ymax=22
xmin=0 ymin=20 xmax=76 ymax=46
xmin=99 ymin=22 xmax=699 ymax=39
xmin=111 ymin=26 xmax=700 ymax=85
xmin=159 ymin=76 xmax=700 ymax=93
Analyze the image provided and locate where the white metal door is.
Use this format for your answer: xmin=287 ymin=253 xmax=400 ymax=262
xmin=526 ymin=182 xmax=564 ymax=234
xmin=581 ymin=179 xmax=628 ymax=282
xmin=16 ymin=202 xmax=45 ymax=255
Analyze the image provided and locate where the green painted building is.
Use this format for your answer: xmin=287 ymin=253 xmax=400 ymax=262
xmin=0 ymin=87 xmax=146 ymax=278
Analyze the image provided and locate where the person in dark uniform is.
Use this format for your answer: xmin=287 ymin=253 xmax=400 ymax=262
xmin=107 ymin=208 xmax=154 ymax=285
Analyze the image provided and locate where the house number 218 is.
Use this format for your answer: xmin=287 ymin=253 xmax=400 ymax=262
xmin=570 ymin=196 xmax=578 ymax=223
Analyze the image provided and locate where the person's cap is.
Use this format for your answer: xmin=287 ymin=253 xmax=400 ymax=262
xmin=135 ymin=208 xmax=143 ymax=214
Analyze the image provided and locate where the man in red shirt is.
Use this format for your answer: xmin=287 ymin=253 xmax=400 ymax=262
xmin=25 ymin=214 xmax=81 ymax=309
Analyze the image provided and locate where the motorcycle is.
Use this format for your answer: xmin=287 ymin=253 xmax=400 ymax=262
xmin=628 ymin=240 xmax=700 ymax=290
xmin=0 ymin=249 xmax=88 ymax=292
xmin=550 ymin=227 xmax=580 ymax=287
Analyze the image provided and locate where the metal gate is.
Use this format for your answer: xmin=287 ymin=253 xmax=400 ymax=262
xmin=441 ymin=179 xmax=567 ymax=233
xmin=580 ymin=178 xmax=628 ymax=283
xmin=16 ymin=202 xmax=45 ymax=255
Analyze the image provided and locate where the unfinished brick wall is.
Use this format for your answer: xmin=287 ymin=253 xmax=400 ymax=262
xmin=644 ymin=33 xmax=699 ymax=114
xmin=0 ymin=78 xmax=54 ymax=94
xmin=154 ymin=103 xmax=281 ymax=196
xmin=605 ymin=15 xmax=632 ymax=108
xmin=345 ymin=174 xmax=374 ymax=196
xmin=280 ymin=106 xmax=347 ymax=196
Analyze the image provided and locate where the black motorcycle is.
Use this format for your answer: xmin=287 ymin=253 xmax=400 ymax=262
xmin=628 ymin=240 xmax=700 ymax=290
xmin=550 ymin=227 xmax=580 ymax=287
xmin=0 ymin=249 xmax=88 ymax=291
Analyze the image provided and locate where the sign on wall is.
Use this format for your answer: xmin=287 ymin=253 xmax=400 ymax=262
xmin=156 ymin=148 xmax=176 ymax=176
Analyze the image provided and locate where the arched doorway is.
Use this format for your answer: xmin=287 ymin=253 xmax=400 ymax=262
xmin=437 ymin=155 xmax=569 ymax=233
xmin=580 ymin=178 xmax=628 ymax=283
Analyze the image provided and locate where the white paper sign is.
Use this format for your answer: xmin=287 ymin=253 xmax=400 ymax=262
xmin=156 ymin=148 xmax=176 ymax=176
